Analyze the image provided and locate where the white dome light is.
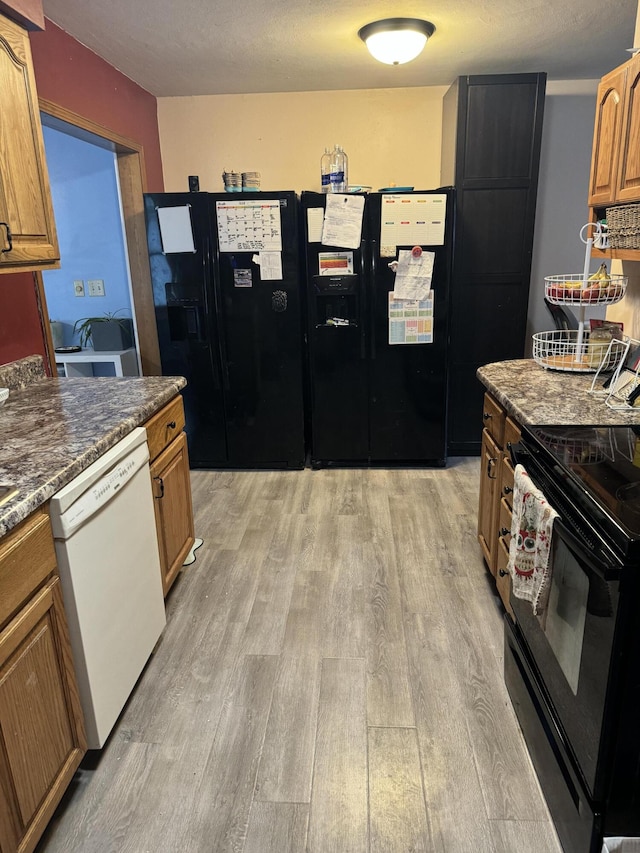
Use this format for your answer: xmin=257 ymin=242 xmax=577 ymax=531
xmin=358 ymin=18 xmax=435 ymax=66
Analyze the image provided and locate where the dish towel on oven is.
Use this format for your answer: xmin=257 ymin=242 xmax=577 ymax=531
xmin=507 ymin=464 xmax=559 ymax=616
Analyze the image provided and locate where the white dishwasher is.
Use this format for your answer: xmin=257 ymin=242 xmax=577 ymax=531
xmin=49 ymin=427 xmax=166 ymax=748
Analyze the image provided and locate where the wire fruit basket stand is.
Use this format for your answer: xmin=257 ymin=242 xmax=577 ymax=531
xmin=535 ymin=223 xmax=628 ymax=374
xmin=532 ymin=330 xmax=628 ymax=373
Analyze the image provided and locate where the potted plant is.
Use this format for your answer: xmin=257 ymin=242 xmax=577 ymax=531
xmin=73 ymin=310 xmax=134 ymax=351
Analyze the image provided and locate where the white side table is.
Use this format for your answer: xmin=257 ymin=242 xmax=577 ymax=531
xmin=55 ymin=348 xmax=139 ymax=377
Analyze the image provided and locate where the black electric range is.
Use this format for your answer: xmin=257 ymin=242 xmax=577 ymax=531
xmin=506 ymin=423 xmax=640 ymax=853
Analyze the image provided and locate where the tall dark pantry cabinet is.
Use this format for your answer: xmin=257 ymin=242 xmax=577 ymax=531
xmin=442 ymin=73 xmax=546 ymax=455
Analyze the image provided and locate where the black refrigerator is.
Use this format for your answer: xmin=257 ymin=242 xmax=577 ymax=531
xmin=144 ymin=191 xmax=306 ymax=469
xmin=302 ymin=189 xmax=454 ymax=467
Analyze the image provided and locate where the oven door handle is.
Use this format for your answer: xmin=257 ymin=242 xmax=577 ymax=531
xmin=553 ymin=516 xmax=622 ymax=581
xmin=510 ymin=441 xmax=622 ymax=581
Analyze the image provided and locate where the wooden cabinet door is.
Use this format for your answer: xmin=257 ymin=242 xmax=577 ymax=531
xmin=481 ymin=392 xmax=505 ymax=446
xmin=588 ymin=64 xmax=626 ymax=207
xmin=150 ymin=431 xmax=195 ymax=596
xmin=0 ymin=14 xmax=59 ymax=271
xmin=478 ymin=428 xmax=500 ymax=576
xmin=616 ymin=54 xmax=640 ymax=203
xmin=0 ymin=577 xmax=85 ymax=852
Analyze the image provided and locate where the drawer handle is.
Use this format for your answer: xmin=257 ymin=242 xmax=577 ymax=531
xmin=483 ymin=411 xmax=492 ymax=420
xmin=498 ymin=569 xmax=509 ymax=578
xmin=0 ymin=222 xmax=12 ymax=254
xmin=500 ymin=527 xmax=510 ymax=537
xmin=503 ymin=485 xmax=513 ymax=495
xmin=154 ymin=475 xmax=164 ymax=499
xmin=487 ymin=456 xmax=497 ymax=479
xmin=167 ymin=421 xmax=177 ymax=430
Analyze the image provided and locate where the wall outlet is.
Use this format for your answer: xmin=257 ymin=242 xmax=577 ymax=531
xmin=73 ymin=280 xmax=85 ymax=297
xmin=87 ymin=279 xmax=105 ymax=297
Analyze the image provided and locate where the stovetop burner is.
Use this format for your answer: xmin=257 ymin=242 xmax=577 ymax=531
xmin=526 ymin=425 xmax=640 ymax=555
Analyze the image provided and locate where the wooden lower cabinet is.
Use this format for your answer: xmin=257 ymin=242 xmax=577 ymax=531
xmin=478 ymin=428 xmax=501 ymax=575
xmin=477 ymin=391 xmax=521 ymax=612
xmin=496 ymin=538 xmax=514 ymax=619
xmin=145 ymin=396 xmax=195 ymax=596
xmin=0 ymin=513 xmax=85 ymax=853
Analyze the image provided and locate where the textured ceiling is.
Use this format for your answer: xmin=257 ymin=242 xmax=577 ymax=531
xmin=41 ymin=0 xmax=638 ymax=97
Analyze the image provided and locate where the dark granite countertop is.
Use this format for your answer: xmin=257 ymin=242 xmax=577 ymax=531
xmin=477 ymin=359 xmax=640 ymax=427
xmin=0 ymin=372 xmax=186 ymax=537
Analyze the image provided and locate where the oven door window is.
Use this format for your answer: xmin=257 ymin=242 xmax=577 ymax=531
xmin=511 ymin=530 xmax=619 ymax=796
xmin=544 ymin=538 xmax=589 ymax=695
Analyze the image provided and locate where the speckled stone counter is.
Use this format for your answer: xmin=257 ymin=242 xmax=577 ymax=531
xmin=478 ymin=359 xmax=640 ymax=427
xmin=0 ymin=354 xmax=46 ymax=390
xmin=0 ymin=373 xmax=186 ymax=537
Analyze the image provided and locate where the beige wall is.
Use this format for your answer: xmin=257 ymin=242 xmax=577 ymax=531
xmin=157 ymin=86 xmax=448 ymax=194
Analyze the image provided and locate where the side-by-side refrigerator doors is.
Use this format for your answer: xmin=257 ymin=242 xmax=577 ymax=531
xmin=367 ymin=190 xmax=454 ymax=465
xmin=302 ymin=191 xmax=369 ymax=466
xmin=209 ymin=191 xmax=305 ymax=468
xmin=144 ymin=192 xmax=228 ymax=467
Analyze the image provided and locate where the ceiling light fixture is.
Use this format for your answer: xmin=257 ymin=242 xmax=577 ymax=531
xmin=358 ymin=18 xmax=435 ymax=66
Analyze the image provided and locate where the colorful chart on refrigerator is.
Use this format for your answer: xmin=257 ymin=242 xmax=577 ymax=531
xmin=216 ymin=199 xmax=282 ymax=252
xmin=380 ymin=193 xmax=447 ymax=255
xmin=388 ymin=291 xmax=434 ymax=344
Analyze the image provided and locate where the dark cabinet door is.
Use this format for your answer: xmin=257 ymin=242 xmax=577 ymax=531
xmin=443 ymin=74 xmax=546 ymax=456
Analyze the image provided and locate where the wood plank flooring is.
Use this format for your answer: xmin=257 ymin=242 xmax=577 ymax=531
xmin=37 ymin=460 xmax=562 ymax=852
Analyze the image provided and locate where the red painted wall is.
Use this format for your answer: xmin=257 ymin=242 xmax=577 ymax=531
xmin=0 ymin=19 xmax=164 ymax=369
xmin=0 ymin=273 xmax=47 ymax=364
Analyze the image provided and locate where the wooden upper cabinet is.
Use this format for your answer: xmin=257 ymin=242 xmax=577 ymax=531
xmin=0 ymin=13 xmax=59 ymax=272
xmin=617 ymin=53 xmax=640 ymax=203
xmin=588 ymin=64 xmax=626 ymax=207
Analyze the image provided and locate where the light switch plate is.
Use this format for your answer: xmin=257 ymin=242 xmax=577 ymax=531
xmin=73 ymin=280 xmax=85 ymax=297
xmin=87 ymin=279 xmax=105 ymax=297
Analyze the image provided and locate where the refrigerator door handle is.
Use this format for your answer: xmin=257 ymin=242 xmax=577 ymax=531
xmin=360 ymin=241 xmax=368 ymax=360
xmin=205 ymin=234 xmax=231 ymax=391
xmin=369 ymin=245 xmax=377 ymax=360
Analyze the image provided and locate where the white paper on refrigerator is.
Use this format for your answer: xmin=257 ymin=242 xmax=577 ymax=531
xmin=321 ymin=194 xmax=365 ymax=249
xmin=257 ymin=251 xmax=283 ymax=280
xmin=306 ymin=207 xmax=324 ymax=243
xmin=392 ymin=249 xmax=435 ymax=301
xmin=157 ymin=205 xmax=196 ymax=254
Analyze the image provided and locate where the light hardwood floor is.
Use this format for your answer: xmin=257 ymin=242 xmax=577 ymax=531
xmin=37 ymin=460 xmax=562 ymax=852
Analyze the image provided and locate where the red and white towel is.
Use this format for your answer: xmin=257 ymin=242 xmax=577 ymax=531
xmin=507 ymin=464 xmax=559 ymax=616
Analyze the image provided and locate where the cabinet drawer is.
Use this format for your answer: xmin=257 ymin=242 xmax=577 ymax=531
xmin=0 ymin=508 xmax=56 ymax=630
xmin=481 ymin=393 xmax=505 ymax=445
xmin=498 ymin=498 xmax=513 ymax=546
xmin=145 ymin=396 xmax=185 ymax=462
xmin=504 ymin=416 xmax=521 ymax=452
xmin=501 ymin=457 xmax=515 ymax=509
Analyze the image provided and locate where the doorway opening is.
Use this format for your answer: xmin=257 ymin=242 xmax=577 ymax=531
xmin=37 ymin=98 xmax=160 ymax=376
xmin=41 ymin=114 xmax=140 ymax=376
